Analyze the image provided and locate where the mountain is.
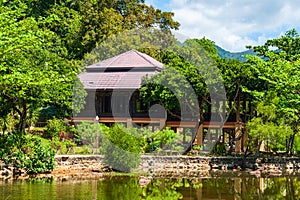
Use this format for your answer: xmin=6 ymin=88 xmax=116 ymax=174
xmin=216 ymin=45 xmax=255 ymax=62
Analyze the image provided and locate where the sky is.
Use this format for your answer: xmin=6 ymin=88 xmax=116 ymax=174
xmin=146 ymin=0 xmax=300 ymax=52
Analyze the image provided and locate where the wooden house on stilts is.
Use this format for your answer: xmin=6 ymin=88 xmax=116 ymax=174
xmin=76 ymin=50 xmax=248 ymax=153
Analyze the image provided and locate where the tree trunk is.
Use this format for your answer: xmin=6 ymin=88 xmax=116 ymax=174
xmin=286 ymin=133 xmax=296 ymax=156
xmin=255 ymin=141 xmax=263 ymax=158
xmin=18 ymin=101 xmax=27 ymax=132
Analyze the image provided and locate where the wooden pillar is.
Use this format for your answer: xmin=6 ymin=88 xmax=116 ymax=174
xmin=235 ymin=123 xmax=242 ymax=153
xmin=127 ymin=118 xmax=132 ymax=128
xmin=196 ymin=124 xmax=204 ymax=146
xmin=159 ymin=118 xmax=165 ymax=130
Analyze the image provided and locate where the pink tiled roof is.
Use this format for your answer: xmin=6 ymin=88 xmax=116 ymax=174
xmin=79 ymin=50 xmax=163 ymax=89
xmin=78 ymin=71 xmax=158 ymax=89
xmin=86 ymin=49 xmax=163 ymax=70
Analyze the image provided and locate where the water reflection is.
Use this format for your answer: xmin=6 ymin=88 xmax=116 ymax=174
xmin=1 ymin=174 xmax=300 ymax=199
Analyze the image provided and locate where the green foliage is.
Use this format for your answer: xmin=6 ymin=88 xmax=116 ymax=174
xmin=50 ymin=138 xmax=76 ymax=155
xmin=101 ymin=124 xmax=142 ymax=172
xmin=16 ymin=0 xmax=180 ymax=60
xmin=76 ymin=121 xmax=179 ymax=155
xmin=0 ymin=113 xmax=17 ymax=134
xmin=212 ymin=142 xmax=226 ymax=156
xmin=73 ymin=121 xmax=179 ymax=171
xmin=192 ymin=144 xmax=202 ymax=151
xmin=0 ymin=132 xmax=55 ymax=174
xmin=140 ymin=48 xmax=204 ymax=119
xmin=76 ymin=121 xmax=109 ymax=152
xmin=252 ymin=28 xmax=300 ymax=62
xmin=0 ymin=4 xmax=84 ymax=132
xmin=29 ymin=127 xmax=45 ymax=136
xmin=246 ymin=96 xmax=294 ymax=154
xmin=73 ymin=145 xmax=93 ymax=155
xmin=76 ymin=121 xmax=96 ymax=145
xmin=146 ymin=129 xmax=178 ymax=152
xmin=44 ymin=118 xmax=77 ymax=154
xmin=100 ymin=124 xmax=181 ymax=171
xmin=140 ymin=38 xmax=228 ymax=126
xmin=39 ymin=106 xmax=72 ymax=122
xmin=246 ymin=29 xmax=300 ymax=154
xmin=44 ymin=118 xmax=67 ymax=139
xmin=293 ymin=136 xmax=300 ymax=154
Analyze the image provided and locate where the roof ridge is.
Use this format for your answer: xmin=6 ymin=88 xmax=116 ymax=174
xmin=86 ymin=49 xmax=163 ymax=69
xmin=133 ymin=50 xmax=162 ymax=68
xmin=104 ymin=50 xmax=133 ymax=67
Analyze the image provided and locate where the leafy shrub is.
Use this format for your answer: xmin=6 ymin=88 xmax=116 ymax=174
xmin=0 ymin=132 xmax=55 ymax=174
xmin=77 ymin=121 xmax=99 ymax=146
xmin=144 ymin=128 xmax=178 ymax=152
xmin=75 ymin=122 xmax=180 ymax=171
xmin=0 ymin=113 xmax=17 ymax=134
xmin=51 ymin=138 xmax=76 ymax=154
xmin=212 ymin=142 xmax=226 ymax=156
xmin=76 ymin=121 xmax=109 ymax=154
xmin=44 ymin=118 xmax=77 ymax=154
xmin=101 ymin=124 xmax=143 ymax=172
xmin=44 ymin=118 xmax=66 ymax=139
xmin=100 ymin=124 xmax=179 ymax=172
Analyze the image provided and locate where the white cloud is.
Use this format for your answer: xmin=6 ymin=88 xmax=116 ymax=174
xmin=166 ymin=0 xmax=300 ymax=52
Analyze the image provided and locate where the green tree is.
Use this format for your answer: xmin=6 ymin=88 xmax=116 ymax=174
xmin=140 ymin=39 xmax=223 ymax=122
xmin=246 ymin=94 xmax=293 ymax=155
xmin=140 ymin=38 xmax=228 ymax=152
xmin=12 ymin=0 xmax=180 ymax=60
xmin=0 ymin=4 xmax=82 ymax=132
xmin=246 ymin=29 xmax=300 ymax=154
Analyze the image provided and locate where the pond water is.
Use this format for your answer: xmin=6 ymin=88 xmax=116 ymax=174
xmin=1 ymin=173 xmax=300 ymax=199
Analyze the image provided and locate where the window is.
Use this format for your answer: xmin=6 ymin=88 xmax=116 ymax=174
xmin=102 ymin=96 xmax=112 ymax=113
xmin=112 ymin=96 xmax=126 ymax=113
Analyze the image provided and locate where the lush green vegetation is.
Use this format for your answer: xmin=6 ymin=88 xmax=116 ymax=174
xmin=76 ymin=122 xmax=179 ymax=171
xmin=1 ymin=0 xmax=300 ymax=173
xmin=0 ymin=0 xmax=179 ymax=173
xmin=245 ymin=29 xmax=300 ymax=156
xmin=0 ymin=132 xmax=55 ymax=174
xmin=140 ymin=31 xmax=300 ymax=156
xmin=0 ymin=0 xmax=179 ymax=133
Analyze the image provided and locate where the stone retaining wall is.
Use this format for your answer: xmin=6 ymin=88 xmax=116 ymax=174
xmin=210 ymin=157 xmax=300 ymax=170
xmin=2 ymin=155 xmax=300 ymax=179
xmin=54 ymin=155 xmax=300 ymax=174
xmin=138 ymin=156 xmax=211 ymax=177
xmin=55 ymin=155 xmax=107 ymax=172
